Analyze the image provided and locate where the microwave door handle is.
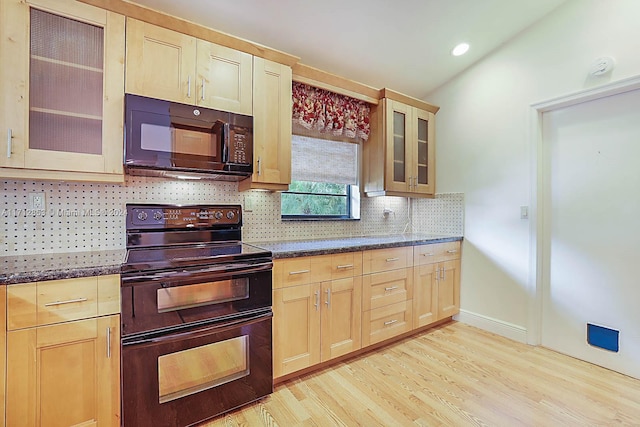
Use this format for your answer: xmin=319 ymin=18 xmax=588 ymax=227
xmin=222 ymin=122 xmax=230 ymax=162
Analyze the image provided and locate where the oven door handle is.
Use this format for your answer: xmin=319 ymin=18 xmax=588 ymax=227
xmin=122 ymin=260 xmax=273 ymax=284
xmin=123 ymin=310 xmax=272 ymax=346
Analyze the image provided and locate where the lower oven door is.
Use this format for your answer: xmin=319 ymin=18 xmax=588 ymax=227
xmin=122 ymin=310 xmax=272 ymax=427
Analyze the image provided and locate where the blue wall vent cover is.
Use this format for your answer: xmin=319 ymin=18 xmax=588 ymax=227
xmin=587 ymin=323 xmax=619 ymax=353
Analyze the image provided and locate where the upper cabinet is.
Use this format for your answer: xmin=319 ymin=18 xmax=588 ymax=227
xmin=0 ymin=0 xmax=125 ymax=182
xmin=125 ymin=18 xmax=253 ymax=116
xmin=238 ymin=57 xmax=292 ymax=191
xmin=364 ymin=89 xmax=438 ymax=198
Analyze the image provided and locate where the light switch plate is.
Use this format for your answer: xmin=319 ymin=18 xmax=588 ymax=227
xmin=520 ymin=206 xmax=529 ymax=220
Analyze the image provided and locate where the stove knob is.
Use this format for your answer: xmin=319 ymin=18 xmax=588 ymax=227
xmin=153 ymin=211 xmax=163 ymax=221
xmin=226 ymin=211 xmax=235 ymax=220
xmin=214 ymin=211 xmax=223 ymax=220
xmin=137 ymin=211 xmax=148 ymax=221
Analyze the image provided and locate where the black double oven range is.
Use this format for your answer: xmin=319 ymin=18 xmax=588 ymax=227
xmin=120 ymin=204 xmax=273 ymax=427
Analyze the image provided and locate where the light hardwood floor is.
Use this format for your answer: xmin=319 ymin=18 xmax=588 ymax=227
xmin=202 ymin=321 xmax=640 ymax=426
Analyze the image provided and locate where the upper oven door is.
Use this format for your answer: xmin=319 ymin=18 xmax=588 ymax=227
xmin=121 ymin=260 xmax=272 ymax=338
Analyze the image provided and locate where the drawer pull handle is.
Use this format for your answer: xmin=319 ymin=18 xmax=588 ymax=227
xmin=386 ymin=257 xmax=400 ymax=262
xmin=314 ymin=290 xmax=320 ymax=311
xmin=422 ymin=253 xmax=435 ymax=257
xmin=289 ymin=269 xmax=310 ymax=275
xmin=384 ymin=319 xmax=398 ymax=326
xmin=446 ymin=249 xmax=458 ymax=254
xmin=336 ymin=264 xmax=354 ymax=269
xmin=44 ymin=297 xmax=88 ymax=307
xmin=384 ymin=286 xmax=398 ymax=291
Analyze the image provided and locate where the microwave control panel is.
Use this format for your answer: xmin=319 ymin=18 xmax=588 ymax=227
xmin=228 ymin=127 xmax=252 ymax=165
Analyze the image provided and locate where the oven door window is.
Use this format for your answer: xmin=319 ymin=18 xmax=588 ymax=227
xmin=157 ymin=278 xmax=249 ymax=313
xmin=158 ymin=335 xmax=249 ymax=403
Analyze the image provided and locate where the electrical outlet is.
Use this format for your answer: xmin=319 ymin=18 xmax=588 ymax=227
xmin=29 ymin=192 xmax=46 ymax=210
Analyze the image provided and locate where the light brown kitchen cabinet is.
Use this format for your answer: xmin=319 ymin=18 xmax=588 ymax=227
xmin=0 ymin=0 xmax=125 ymax=182
xmin=0 ymin=286 xmax=5 ymax=427
xmin=364 ymin=89 xmax=438 ymax=198
xmin=361 ymin=247 xmax=414 ymax=346
xmin=413 ymin=242 xmax=461 ymax=327
xmin=239 ymin=57 xmax=292 ymax=191
xmin=272 ymin=253 xmax=362 ymax=378
xmin=5 ymin=275 xmax=121 ymax=426
xmin=125 ymin=18 xmax=253 ymax=115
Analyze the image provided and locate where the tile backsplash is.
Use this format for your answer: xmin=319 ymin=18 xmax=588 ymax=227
xmin=2 ymin=177 xmax=463 ymax=255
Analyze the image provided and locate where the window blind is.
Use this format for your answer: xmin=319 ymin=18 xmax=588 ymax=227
xmin=291 ymin=135 xmax=358 ymax=185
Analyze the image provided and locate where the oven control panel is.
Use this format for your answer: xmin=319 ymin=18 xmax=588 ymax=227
xmin=127 ymin=204 xmax=242 ymax=229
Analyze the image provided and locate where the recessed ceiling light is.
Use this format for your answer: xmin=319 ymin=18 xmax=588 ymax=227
xmin=451 ymin=43 xmax=470 ymax=56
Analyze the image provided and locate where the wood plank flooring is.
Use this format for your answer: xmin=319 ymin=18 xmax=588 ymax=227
xmin=201 ymin=321 xmax=640 ymax=426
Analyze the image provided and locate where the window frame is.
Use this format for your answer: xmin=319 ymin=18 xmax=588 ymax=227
xmin=281 ymin=182 xmax=360 ymax=220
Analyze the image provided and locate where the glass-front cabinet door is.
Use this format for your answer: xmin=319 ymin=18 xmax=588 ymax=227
xmin=0 ymin=0 xmax=124 ymax=181
xmin=385 ymin=99 xmax=413 ymax=193
xmin=413 ymin=108 xmax=435 ymax=195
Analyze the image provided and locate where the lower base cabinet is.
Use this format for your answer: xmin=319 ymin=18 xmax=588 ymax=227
xmin=273 ymin=242 xmax=461 ymax=379
xmin=273 ymin=277 xmax=362 ymax=378
xmin=6 ymin=315 xmax=121 ymax=426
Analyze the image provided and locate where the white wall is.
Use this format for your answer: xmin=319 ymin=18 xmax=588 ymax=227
xmin=428 ymin=0 xmax=640 ymax=339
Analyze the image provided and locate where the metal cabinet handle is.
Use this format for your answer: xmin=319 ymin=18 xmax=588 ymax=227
xmin=257 ymin=157 xmax=262 ymax=176
xmin=441 ymin=267 xmax=445 ymax=281
xmin=422 ymin=253 xmax=435 ymax=257
xmin=187 ymin=76 xmax=191 ymax=98
xmin=446 ymin=249 xmax=458 ymax=254
xmin=44 ymin=297 xmax=88 ymax=307
xmin=106 ymin=327 xmax=112 ymax=358
xmin=384 ymin=286 xmax=398 ymax=291
xmin=314 ymin=290 xmax=320 ymax=311
xmin=386 ymin=257 xmax=400 ymax=262
xmin=435 ymin=267 xmax=440 ymax=281
xmin=7 ymin=129 xmax=12 ymax=158
xmin=384 ymin=319 xmax=398 ymax=326
xmin=201 ymin=78 xmax=206 ymax=100
xmin=325 ymin=289 xmax=331 ymax=307
xmin=289 ymin=269 xmax=310 ymax=275
xmin=336 ymin=264 xmax=354 ymax=270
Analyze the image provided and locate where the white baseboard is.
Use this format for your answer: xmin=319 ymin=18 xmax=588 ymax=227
xmin=454 ymin=310 xmax=528 ymax=343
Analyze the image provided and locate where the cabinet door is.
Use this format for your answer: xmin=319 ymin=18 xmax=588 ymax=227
xmin=437 ymin=259 xmax=461 ymax=319
xmin=385 ymin=99 xmax=413 ymax=193
xmin=7 ymin=315 xmax=121 ymax=426
xmin=196 ymin=40 xmax=252 ymax=115
xmin=412 ymin=108 xmax=436 ymax=195
xmin=0 ymin=0 xmax=125 ymax=178
xmin=244 ymin=57 xmax=292 ymax=190
xmin=413 ymin=263 xmax=438 ymax=328
xmin=0 ymin=287 xmax=5 ymax=427
xmin=321 ymin=277 xmax=362 ymax=361
xmin=125 ymin=18 xmax=196 ymax=104
xmin=272 ymin=283 xmax=320 ymax=378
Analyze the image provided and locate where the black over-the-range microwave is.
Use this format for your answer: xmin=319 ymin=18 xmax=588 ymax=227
xmin=124 ymin=94 xmax=253 ymax=180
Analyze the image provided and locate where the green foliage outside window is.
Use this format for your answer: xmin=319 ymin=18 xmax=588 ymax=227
xmin=281 ymin=181 xmax=349 ymax=217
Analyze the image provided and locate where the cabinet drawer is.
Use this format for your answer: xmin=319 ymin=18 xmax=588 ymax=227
xmin=273 ymin=255 xmax=332 ymax=289
xmin=362 ymin=268 xmax=413 ymax=311
xmin=330 ymin=252 xmax=363 ymax=279
xmin=363 ymin=246 xmax=412 ymax=274
xmin=362 ymin=300 xmax=413 ymax=346
xmin=7 ymin=274 xmax=120 ymax=330
xmin=413 ymin=241 xmax=461 ymax=265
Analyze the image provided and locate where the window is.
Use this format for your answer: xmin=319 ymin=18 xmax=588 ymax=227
xmin=281 ymin=135 xmax=360 ymax=220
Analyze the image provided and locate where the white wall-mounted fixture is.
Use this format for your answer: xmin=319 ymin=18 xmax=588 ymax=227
xmin=589 ymin=56 xmax=615 ymax=76
xmin=451 ymin=43 xmax=470 ymax=56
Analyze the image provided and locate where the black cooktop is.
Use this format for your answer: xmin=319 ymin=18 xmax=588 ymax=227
xmin=122 ymin=242 xmax=271 ymax=273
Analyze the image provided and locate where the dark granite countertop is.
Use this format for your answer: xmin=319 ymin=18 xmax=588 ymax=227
xmin=1 ymin=234 xmax=463 ymax=284
xmin=249 ymin=233 xmax=463 ymax=259
xmin=0 ymin=249 xmax=126 ymax=285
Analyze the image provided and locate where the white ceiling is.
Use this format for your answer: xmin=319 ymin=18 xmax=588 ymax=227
xmin=129 ymin=0 xmax=568 ymax=100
